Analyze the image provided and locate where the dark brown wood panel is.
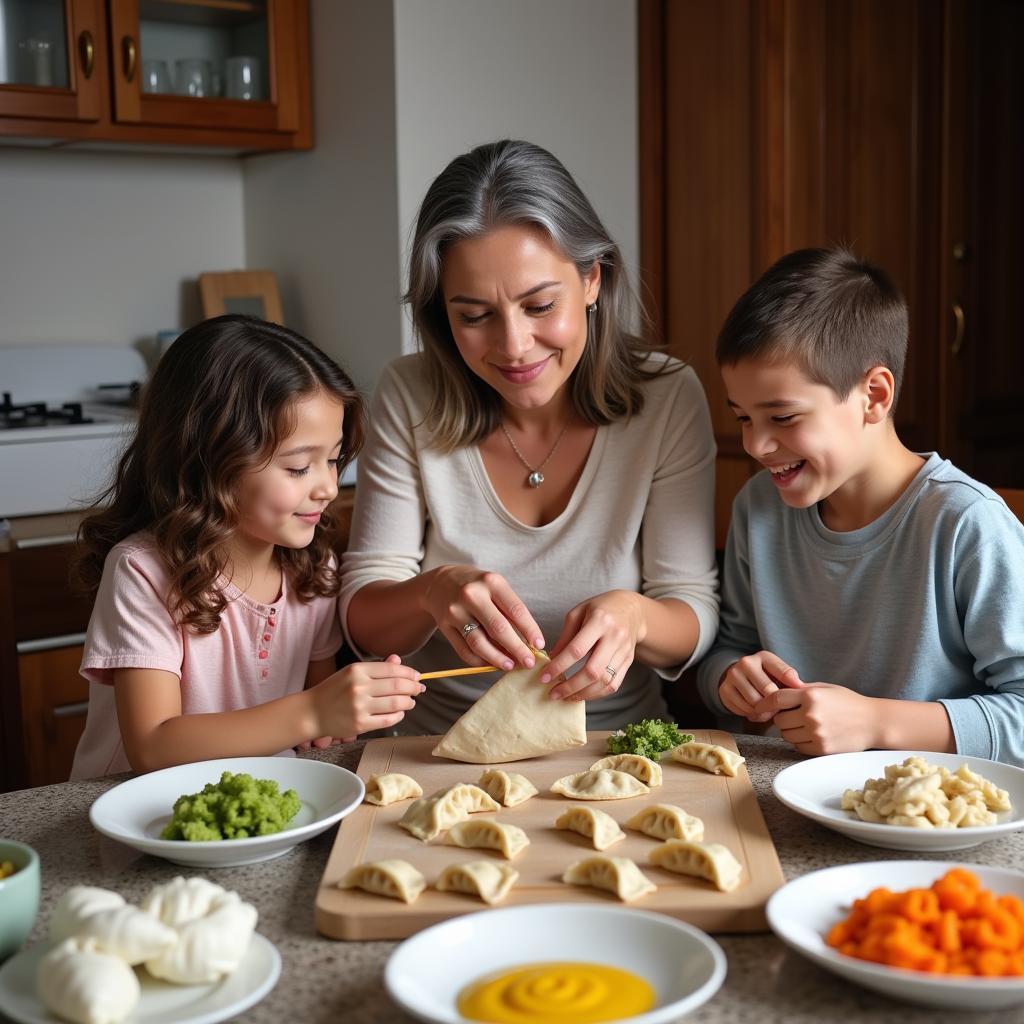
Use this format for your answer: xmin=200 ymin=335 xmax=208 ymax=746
xmin=19 ymin=645 xmax=89 ymax=787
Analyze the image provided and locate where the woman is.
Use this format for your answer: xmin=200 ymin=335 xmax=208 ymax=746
xmin=340 ymin=139 xmax=718 ymax=733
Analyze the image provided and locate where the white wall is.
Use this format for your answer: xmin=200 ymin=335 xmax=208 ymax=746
xmin=0 ymin=151 xmax=244 ymax=347
xmin=393 ymin=0 xmax=639 ymax=354
xmin=243 ymin=0 xmax=401 ymax=391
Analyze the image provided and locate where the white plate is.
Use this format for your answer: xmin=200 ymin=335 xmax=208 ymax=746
xmin=0 ymin=933 xmax=280 ymax=1024
xmin=767 ymin=861 xmax=1024 ymax=1009
xmin=90 ymin=756 xmax=364 ymax=867
xmin=772 ymin=750 xmax=1024 ymax=851
xmin=385 ymin=903 xmax=726 ymax=1024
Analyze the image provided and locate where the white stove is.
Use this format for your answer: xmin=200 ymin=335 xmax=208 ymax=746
xmin=0 ymin=344 xmax=147 ymax=519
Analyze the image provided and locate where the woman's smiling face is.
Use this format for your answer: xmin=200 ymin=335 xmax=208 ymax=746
xmin=441 ymin=224 xmax=600 ymax=412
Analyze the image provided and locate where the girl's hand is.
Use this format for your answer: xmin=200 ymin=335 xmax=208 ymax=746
xmin=718 ymin=651 xmax=802 ymax=721
xmin=295 ymin=735 xmax=353 ymax=752
xmin=310 ymin=654 xmax=423 ymax=739
xmin=751 ymin=680 xmax=880 ymax=755
xmin=422 ymin=564 xmax=544 ymax=672
xmin=540 ymin=591 xmax=645 ymax=701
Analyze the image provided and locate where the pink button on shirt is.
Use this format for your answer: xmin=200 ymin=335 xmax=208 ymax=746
xmin=71 ymin=534 xmax=343 ymax=780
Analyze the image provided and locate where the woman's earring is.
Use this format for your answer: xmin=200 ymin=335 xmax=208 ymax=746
xmin=587 ymin=302 xmax=597 ymax=315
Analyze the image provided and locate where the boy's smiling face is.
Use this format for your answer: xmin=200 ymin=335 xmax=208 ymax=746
xmin=722 ymin=356 xmax=871 ymax=509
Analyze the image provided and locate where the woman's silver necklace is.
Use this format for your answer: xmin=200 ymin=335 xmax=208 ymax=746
xmin=500 ymin=420 xmax=570 ymax=488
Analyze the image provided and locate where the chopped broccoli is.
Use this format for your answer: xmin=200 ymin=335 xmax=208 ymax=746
xmin=606 ymin=718 xmax=693 ymax=760
xmin=161 ymin=771 xmax=301 ymax=841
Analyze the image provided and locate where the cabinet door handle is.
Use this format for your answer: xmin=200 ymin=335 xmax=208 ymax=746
xmin=950 ymin=302 xmax=966 ymax=356
xmin=53 ymin=701 xmax=90 ymax=719
xmin=78 ymin=30 xmax=95 ymax=79
xmin=122 ymin=35 xmax=137 ymax=82
xmin=17 ymin=632 xmax=87 ymax=655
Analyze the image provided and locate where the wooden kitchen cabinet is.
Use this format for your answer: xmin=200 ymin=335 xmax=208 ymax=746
xmin=640 ymin=0 xmax=1023 ymax=545
xmin=0 ymin=0 xmax=311 ymax=151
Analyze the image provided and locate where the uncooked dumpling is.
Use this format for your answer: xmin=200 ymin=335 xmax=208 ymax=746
xmin=435 ymin=860 xmax=519 ymax=904
xmin=444 ymin=819 xmax=530 ymax=859
xmin=669 ymin=741 xmax=745 ymax=777
xmin=550 ymin=769 xmax=649 ymax=800
xmin=590 ymin=754 xmax=663 ymax=787
xmin=554 ymin=806 xmax=626 ymax=850
xmin=398 ymin=783 xmax=500 ymax=842
xmin=48 ymin=886 xmax=126 ymax=943
xmin=144 ymin=892 xmax=257 ymax=984
xmin=72 ymin=904 xmax=178 ymax=964
xmin=625 ymin=803 xmax=704 ymax=842
xmin=562 ymin=855 xmax=656 ymax=902
xmin=142 ymin=876 xmax=228 ymax=928
xmin=364 ymin=773 xmax=423 ymax=807
xmin=432 ymin=653 xmax=586 ymax=763
xmin=648 ymin=839 xmax=744 ymax=892
xmin=478 ymin=769 xmax=539 ymax=807
xmin=37 ymin=937 xmax=140 ymax=1024
xmin=339 ymin=859 xmax=426 ymax=903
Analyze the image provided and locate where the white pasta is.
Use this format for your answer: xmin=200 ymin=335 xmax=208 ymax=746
xmin=669 ymin=741 xmax=745 ymax=777
xmin=142 ymin=876 xmax=228 ymax=928
xmin=841 ymin=756 xmax=1011 ymax=829
xmin=444 ymin=819 xmax=530 ymax=859
xmin=70 ymin=904 xmax=178 ymax=965
xmin=555 ymin=806 xmax=626 ymax=851
xmin=364 ymin=773 xmax=423 ymax=807
xmin=550 ymin=769 xmax=649 ymax=801
xmin=478 ymin=769 xmax=539 ymax=807
xmin=48 ymin=886 xmax=126 ymax=943
xmin=562 ymin=855 xmax=657 ymax=902
xmin=649 ymin=839 xmax=744 ymax=892
xmin=339 ymin=859 xmax=426 ymax=903
xmin=436 ymin=860 xmax=519 ymax=904
xmin=590 ymin=754 xmax=663 ymax=787
xmin=625 ymin=803 xmax=704 ymax=842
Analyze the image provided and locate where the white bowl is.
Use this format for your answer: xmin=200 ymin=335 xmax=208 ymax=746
xmin=90 ymin=756 xmax=364 ymax=867
xmin=767 ymin=861 xmax=1024 ymax=1009
xmin=772 ymin=750 xmax=1024 ymax=851
xmin=385 ymin=903 xmax=726 ymax=1024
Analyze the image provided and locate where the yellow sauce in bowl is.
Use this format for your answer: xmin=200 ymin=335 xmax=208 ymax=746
xmin=457 ymin=961 xmax=656 ymax=1023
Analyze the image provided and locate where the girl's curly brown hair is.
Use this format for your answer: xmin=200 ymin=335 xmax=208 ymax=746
xmin=75 ymin=314 xmax=365 ymax=634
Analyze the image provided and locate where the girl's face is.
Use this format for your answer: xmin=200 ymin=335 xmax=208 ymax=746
xmin=234 ymin=391 xmax=346 ymax=552
xmin=441 ymin=224 xmax=601 ymax=412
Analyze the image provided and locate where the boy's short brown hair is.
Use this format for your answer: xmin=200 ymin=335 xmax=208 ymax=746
xmin=716 ymin=247 xmax=908 ymax=404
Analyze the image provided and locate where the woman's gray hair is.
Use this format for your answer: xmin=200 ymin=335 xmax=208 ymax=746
xmin=405 ymin=139 xmax=673 ymax=451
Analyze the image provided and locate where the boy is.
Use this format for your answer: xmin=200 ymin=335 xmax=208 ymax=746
xmin=696 ymin=247 xmax=1024 ymax=763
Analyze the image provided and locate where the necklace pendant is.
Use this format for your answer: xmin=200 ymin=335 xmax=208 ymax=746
xmin=527 ymin=470 xmax=545 ymax=488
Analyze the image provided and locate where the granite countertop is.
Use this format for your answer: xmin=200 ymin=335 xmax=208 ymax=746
xmin=2 ymin=735 xmax=1022 ymax=1023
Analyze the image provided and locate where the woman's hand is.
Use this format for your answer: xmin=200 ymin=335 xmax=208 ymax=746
xmin=421 ymin=564 xmax=544 ymax=672
xmin=540 ymin=590 xmax=646 ymax=701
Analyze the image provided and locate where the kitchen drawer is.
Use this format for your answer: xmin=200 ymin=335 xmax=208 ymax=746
xmin=19 ymin=644 xmax=89 ymax=787
xmin=11 ymin=540 xmax=93 ymax=643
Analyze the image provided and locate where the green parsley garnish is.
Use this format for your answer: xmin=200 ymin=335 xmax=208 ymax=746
xmin=606 ymin=718 xmax=693 ymax=760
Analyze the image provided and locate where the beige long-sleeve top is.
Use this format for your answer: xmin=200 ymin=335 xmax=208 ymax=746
xmin=339 ymin=352 xmax=719 ymax=734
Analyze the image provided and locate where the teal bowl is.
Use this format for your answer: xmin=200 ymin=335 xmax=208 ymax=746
xmin=0 ymin=841 xmax=40 ymax=963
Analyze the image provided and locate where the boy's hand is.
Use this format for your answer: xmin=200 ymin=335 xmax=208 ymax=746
xmin=751 ymin=681 xmax=880 ymax=755
xmin=311 ymin=654 xmax=424 ymax=740
xmin=719 ymin=651 xmax=803 ymax=720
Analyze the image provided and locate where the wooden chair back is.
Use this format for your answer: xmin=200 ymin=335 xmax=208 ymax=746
xmin=995 ymin=488 xmax=1024 ymax=524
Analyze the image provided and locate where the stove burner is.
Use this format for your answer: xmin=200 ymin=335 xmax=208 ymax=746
xmin=0 ymin=392 xmax=94 ymax=429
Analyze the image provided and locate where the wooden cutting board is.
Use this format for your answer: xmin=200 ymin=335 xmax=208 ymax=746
xmin=315 ymin=730 xmax=784 ymax=940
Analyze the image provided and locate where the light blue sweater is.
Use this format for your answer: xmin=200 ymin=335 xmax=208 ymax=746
xmin=696 ymin=453 xmax=1024 ymax=764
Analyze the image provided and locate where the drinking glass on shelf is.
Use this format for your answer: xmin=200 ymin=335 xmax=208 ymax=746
xmin=141 ymin=59 xmax=172 ymax=95
xmin=225 ymin=56 xmax=261 ymax=101
xmin=174 ymin=58 xmax=213 ymax=98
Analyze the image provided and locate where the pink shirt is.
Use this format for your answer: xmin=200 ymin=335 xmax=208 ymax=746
xmin=71 ymin=533 xmax=343 ymax=780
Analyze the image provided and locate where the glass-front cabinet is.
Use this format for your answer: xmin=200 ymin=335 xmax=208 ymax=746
xmin=0 ymin=0 xmax=311 ymax=150
xmin=0 ymin=0 xmax=102 ymax=121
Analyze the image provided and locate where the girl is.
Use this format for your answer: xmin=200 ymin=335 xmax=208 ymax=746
xmin=70 ymin=315 xmax=422 ymax=779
